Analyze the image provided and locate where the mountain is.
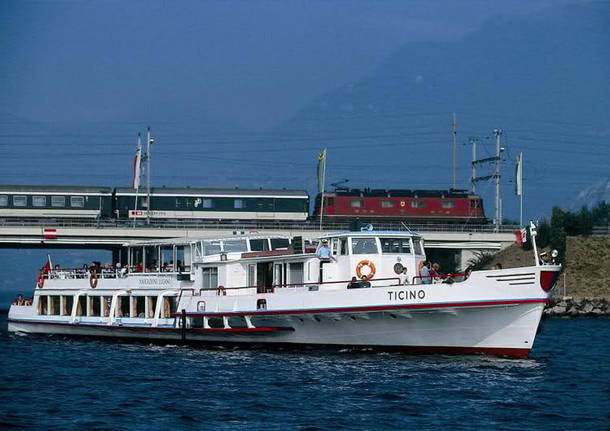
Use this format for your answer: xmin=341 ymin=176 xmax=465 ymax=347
xmin=570 ymin=179 xmax=610 ymax=211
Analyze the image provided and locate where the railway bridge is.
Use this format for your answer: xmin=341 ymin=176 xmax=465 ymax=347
xmin=0 ymin=221 xmax=518 ymax=270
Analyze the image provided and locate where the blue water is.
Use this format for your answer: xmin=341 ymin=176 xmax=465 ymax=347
xmin=1 ymin=312 xmax=609 ymax=430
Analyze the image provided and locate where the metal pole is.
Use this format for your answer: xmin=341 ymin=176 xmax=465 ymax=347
xmin=519 ymin=152 xmax=523 ymax=227
xmin=452 ymin=113 xmax=457 ymax=190
xmin=146 ymin=127 xmax=151 ymax=225
xmin=471 ymin=138 xmax=476 ymax=194
xmin=319 ymin=150 xmax=326 ymax=231
xmin=494 ymin=129 xmax=502 ymax=231
xmin=133 ymin=133 xmax=141 ymax=228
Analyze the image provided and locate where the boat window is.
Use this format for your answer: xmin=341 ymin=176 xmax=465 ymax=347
xmin=147 ymin=296 xmax=157 ymax=318
xmin=160 ymin=246 xmax=174 ymax=271
xmin=381 ymin=200 xmax=395 ymax=208
xmin=132 ymin=297 xmax=145 ymax=318
xmin=163 ymin=297 xmax=176 ymax=318
xmin=38 ymin=295 xmax=48 ymax=315
xmin=175 ymin=246 xmax=190 ymax=272
xmin=411 ymin=200 xmax=424 ymax=208
xmin=76 ymin=296 xmax=86 ymax=316
xmin=32 ymin=196 xmax=46 ymax=207
xmin=0 ymin=195 xmax=7 ymax=206
xmin=70 ymin=196 xmax=85 ymax=208
xmin=62 ymin=296 xmax=73 ymax=315
xmin=234 ymin=199 xmax=244 ymax=209
xmin=270 ymin=238 xmax=290 ymax=250
xmin=340 ymin=238 xmax=348 ymax=255
xmin=350 ymin=199 xmax=363 ymax=208
xmin=50 ymin=296 xmax=60 ymax=315
xmin=144 ymin=246 xmax=159 ymax=271
xmin=247 ymin=264 xmax=256 ymax=287
xmin=101 ymin=296 xmax=112 ymax=317
xmin=351 ymin=237 xmax=379 ymax=255
xmin=249 ymin=239 xmax=269 ymax=252
xmin=89 ymin=296 xmax=101 ymax=316
xmin=51 ymin=196 xmax=66 ymax=207
xmin=257 ymin=299 xmax=267 ymax=310
xmin=13 ymin=195 xmax=27 ymax=207
xmin=380 ymin=238 xmax=412 ymax=254
xmin=203 ymin=240 xmax=222 ymax=256
xmin=202 ymin=198 xmax=213 ymax=208
xmin=202 ymin=267 xmax=218 ymax=289
xmin=117 ymin=296 xmax=130 ymax=317
xmin=331 ymin=238 xmax=339 ymax=255
xmin=413 ymin=239 xmax=424 ymax=255
xmin=289 ymin=262 xmax=304 ymax=285
xmin=130 ymin=247 xmax=144 ymax=271
xmin=223 ymin=239 xmax=247 ymax=253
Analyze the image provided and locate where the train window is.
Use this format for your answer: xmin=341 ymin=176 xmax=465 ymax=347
xmin=350 ymin=199 xmax=364 ymax=208
xmin=441 ymin=201 xmax=455 ymax=209
xmin=0 ymin=196 xmax=7 ymax=206
xmin=326 ymin=197 xmax=334 ymax=206
xmin=234 ymin=199 xmax=244 ymax=209
xmin=70 ymin=196 xmax=85 ymax=208
xmin=13 ymin=196 xmax=27 ymax=207
xmin=351 ymin=237 xmax=378 ymax=255
xmin=411 ymin=201 xmax=425 ymax=208
xmin=32 ymin=196 xmax=47 ymax=207
xmin=271 ymin=238 xmax=290 ymax=250
xmin=202 ymin=198 xmax=212 ymax=208
xmin=249 ymin=239 xmax=269 ymax=252
xmin=381 ymin=200 xmax=395 ymax=208
xmin=380 ymin=238 xmax=411 ymax=254
xmin=201 ymin=267 xmax=218 ymax=289
xmin=51 ymin=196 xmax=66 ymax=207
xmin=470 ymin=199 xmax=480 ymax=208
xmin=203 ymin=240 xmax=222 ymax=256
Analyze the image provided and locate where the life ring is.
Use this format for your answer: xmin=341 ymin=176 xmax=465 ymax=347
xmin=216 ymin=285 xmax=226 ymax=296
xmin=356 ymin=260 xmax=376 ymax=280
xmin=89 ymin=271 xmax=98 ymax=289
xmin=36 ymin=272 xmax=45 ymax=288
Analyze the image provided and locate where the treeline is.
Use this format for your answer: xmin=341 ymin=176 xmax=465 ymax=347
xmin=523 ymin=201 xmax=608 ymax=263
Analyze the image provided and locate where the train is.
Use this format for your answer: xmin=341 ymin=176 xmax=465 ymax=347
xmin=0 ymin=185 xmax=486 ymax=224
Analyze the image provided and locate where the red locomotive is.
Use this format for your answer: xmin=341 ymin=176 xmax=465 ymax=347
xmin=314 ymin=187 xmax=486 ymax=224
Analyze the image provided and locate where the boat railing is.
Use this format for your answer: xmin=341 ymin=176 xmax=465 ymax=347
xmin=197 ymin=277 xmax=403 ymax=296
xmin=411 ymin=273 xmax=466 ymax=285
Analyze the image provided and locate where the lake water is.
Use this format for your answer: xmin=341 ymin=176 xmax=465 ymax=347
xmin=0 ymin=312 xmax=608 ymax=430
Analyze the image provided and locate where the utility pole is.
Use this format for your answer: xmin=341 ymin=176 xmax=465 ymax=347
xmin=452 ymin=113 xmax=457 ymax=190
xmin=470 ymin=137 xmax=477 ymax=194
xmin=146 ymin=127 xmax=153 ymax=225
xmin=494 ymin=129 xmax=502 ymax=231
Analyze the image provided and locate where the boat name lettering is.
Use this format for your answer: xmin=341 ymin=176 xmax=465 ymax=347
xmin=138 ymin=277 xmax=171 ymax=286
xmin=388 ymin=290 xmax=425 ymax=301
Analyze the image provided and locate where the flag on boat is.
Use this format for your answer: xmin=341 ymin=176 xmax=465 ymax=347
xmin=515 ymin=153 xmax=522 ymax=196
xmin=515 ymin=227 xmax=527 ymax=244
xmin=132 ymin=133 xmax=142 ymax=189
xmin=317 ymin=148 xmax=327 ymax=193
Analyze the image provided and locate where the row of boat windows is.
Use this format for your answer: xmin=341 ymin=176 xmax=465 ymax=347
xmin=330 ymin=237 xmax=423 ymax=255
xmin=0 ymin=195 xmax=86 ymax=208
xmin=37 ymin=295 xmax=177 ymax=318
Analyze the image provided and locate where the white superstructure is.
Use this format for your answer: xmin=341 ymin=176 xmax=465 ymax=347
xmin=8 ymin=231 xmax=560 ymax=358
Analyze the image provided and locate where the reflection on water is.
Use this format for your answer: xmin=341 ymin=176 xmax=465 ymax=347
xmin=0 ymin=313 xmax=608 ymax=430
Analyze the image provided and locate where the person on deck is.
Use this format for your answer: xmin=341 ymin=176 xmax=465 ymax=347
xmin=317 ymin=239 xmax=336 ymax=283
xmin=347 ymin=277 xmax=361 ymax=289
xmin=420 ymin=261 xmax=432 ymax=284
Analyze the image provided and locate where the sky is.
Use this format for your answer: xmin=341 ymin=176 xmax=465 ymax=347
xmin=0 ymin=0 xmax=608 ymax=223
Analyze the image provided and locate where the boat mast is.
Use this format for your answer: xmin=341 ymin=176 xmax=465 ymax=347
xmin=452 ymin=113 xmax=457 ymax=190
xmin=146 ymin=127 xmax=152 ymax=225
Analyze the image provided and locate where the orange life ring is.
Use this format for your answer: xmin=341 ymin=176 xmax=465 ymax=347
xmin=36 ymin=272 xmax=45 ymax=288
xmin=90 ymin=272 xmax=98 ymax=288
xmin=216 ymin=285 xmax=226 ymax=296
xmin=356 ymin=260 xmax=376 ymax=280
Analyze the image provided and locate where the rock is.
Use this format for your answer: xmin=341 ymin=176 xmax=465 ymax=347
xmin=553 ymin=306 xmax=567 ymax=314
xmin=583 ymin=303 xmax=594 ymax=313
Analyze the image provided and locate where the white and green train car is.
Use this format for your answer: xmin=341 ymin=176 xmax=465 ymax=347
xmin=114 ymin=187 xmax=310 ymax=221
xmin=0 ymin=185 xmax=113 ymax=219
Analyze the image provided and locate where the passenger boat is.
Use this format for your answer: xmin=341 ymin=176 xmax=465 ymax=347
xmin=7 ymin=230 xmax=560 ymax=358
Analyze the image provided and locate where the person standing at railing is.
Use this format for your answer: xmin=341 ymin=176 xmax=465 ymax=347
xmin=421 ymin=261 xmax=432 ymax=284
xmin=316 ymin=239 xmax=336 ymax=283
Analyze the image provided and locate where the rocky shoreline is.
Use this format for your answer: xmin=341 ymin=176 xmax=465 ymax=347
xmin=544 ymin=297 xmax=610 ymax=317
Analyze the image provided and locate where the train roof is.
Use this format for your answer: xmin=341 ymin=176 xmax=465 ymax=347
xmin=0 ymin=185 xmax=112 ymax=194
xmin=115 ymin=187 xmax=309 ymax=198
xmin=325 ymin=188 xmax=477 ymax=198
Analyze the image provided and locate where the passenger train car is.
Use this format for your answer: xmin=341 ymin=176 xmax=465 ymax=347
xmin=313 ymin=188 xmax=486 ymax=224
xmin=0 ymin=186 xmax=113 ymax=219
xmin=115 ymin=187 xmax=310 ymax=221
